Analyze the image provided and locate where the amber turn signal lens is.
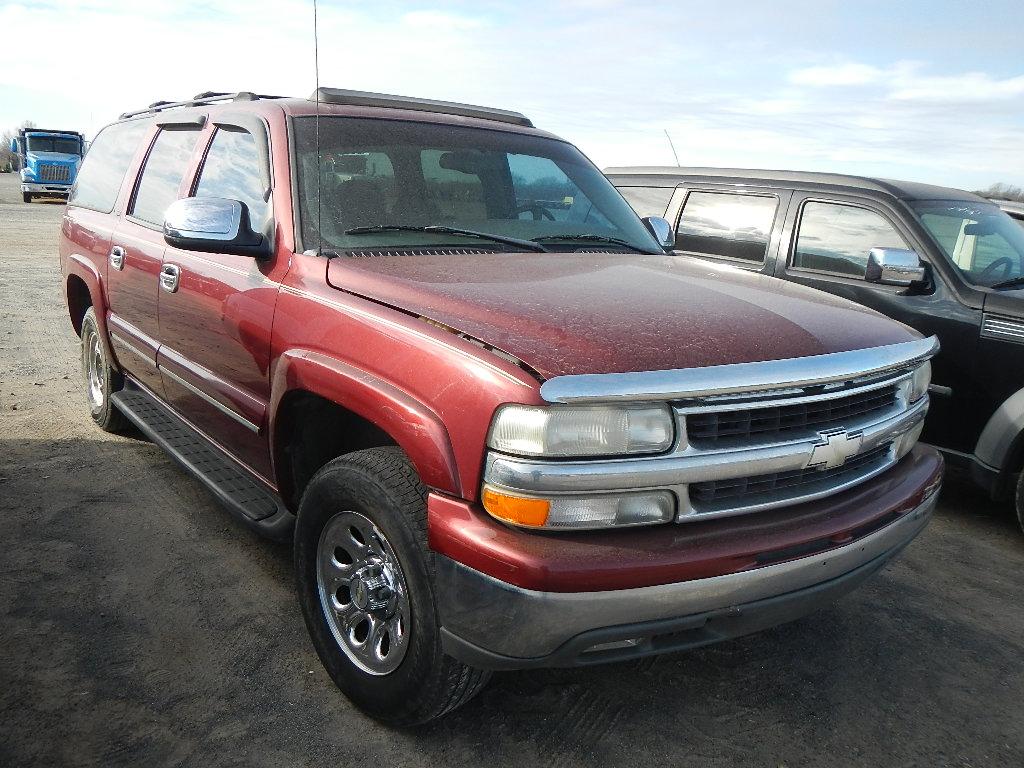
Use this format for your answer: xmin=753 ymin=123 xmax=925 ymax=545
xmin=482 ymin=487 xmax=550 ymax=527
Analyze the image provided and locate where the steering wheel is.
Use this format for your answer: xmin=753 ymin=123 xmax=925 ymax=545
xmin=513 ymin=203 xmax=555 ymax=221
xmin=978 ymin=256 xmax=1013 ymax=283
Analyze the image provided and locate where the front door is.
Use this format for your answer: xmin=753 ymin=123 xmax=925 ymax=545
xmin=157 ymin=123 xmax=280 ymax=478
xmin=775 ymin=193 xmax=982 ymax=452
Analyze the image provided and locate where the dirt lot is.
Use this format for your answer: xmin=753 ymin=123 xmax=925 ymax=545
xmin=1 ymin=170 xmax=1022 ymax=767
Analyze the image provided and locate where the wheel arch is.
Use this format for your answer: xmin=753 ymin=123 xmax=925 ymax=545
xmin=974 ymin=385 xmax=1024 ymax=495
xmin=269 ymin=350 xmax=461 ymax=510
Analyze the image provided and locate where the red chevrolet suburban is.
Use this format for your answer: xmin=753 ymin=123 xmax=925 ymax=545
xmin=60 ymin=89 xmax=942 ymax=725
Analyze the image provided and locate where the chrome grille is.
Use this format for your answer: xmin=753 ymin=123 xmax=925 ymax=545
xmin=689 ymin=444 xmax=892 ymax=514
xmin=39 ymin=164 xmax=71 ymax=182
xmin=687 ymin=384 xmax=898 ymax=447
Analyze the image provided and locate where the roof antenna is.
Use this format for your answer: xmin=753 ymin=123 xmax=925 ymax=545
xmin=664 ymin=129 xmax=681 ymax=167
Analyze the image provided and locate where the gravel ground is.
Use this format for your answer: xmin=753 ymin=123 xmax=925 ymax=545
xmin=1 ymin=171 xmax=1022 ymax=767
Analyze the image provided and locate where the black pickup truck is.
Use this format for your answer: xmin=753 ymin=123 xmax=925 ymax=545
xmin=607 ymin=167 xmax=1024 ymax=528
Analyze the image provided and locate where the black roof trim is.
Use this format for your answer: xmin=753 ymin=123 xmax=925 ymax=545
xmin=309 ymin=87 xmax=533 ymax=128
xmin=603 ymin=166 xmax=986 ymax=203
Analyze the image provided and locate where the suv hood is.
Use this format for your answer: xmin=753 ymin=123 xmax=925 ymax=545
xmin=328 ymin=253 xmax=918 ymax=379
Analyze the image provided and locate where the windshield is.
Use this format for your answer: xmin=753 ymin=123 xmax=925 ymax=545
xmin=26 ymin=135 xmax=81 ymax=155
xmin=294 ymin=117 xmax=660 ymax=254
xmin=911 ymin=200 xmax=1024 ymax=287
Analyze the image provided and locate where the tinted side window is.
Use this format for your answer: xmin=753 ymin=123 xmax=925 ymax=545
xmin=616 ymin=186 xmax=674 ymax=218
xmin=793 ymin=202 xmax=908 ymax=278
xmin=676 ymin=191 xmax=777 ymax=263
xmin=194 ymin=128 xmax=269 ymax=227
xmin=68 ymin=120 xmax=150 ymax=213
xmin=130 ymin=129 xmax=200 ymax=226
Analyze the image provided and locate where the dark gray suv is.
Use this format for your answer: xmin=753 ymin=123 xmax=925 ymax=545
xmin=607 ymin=167 xmax=1024 ymax=530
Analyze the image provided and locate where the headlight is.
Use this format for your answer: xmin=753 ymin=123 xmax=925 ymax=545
xmin=908 ymin=361 xmax=931 ymax=403
xmin=487 ymin=403 xmax=674 ymax=458
xmin=482 ymin=486 xmax=675 ymax=530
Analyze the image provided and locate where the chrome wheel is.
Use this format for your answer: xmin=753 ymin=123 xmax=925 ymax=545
xmin=316 ymin=510 xmax=411 ymax=675
xmin=83 ymin=329 xmax=104 ymax=411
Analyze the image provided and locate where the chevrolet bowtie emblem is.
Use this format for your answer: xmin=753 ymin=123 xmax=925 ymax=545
xmin=806 ymin=428 xmax=863 ymax=470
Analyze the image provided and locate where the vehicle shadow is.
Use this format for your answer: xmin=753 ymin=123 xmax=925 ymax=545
xmin=2 ymin=435 xmax=1022 ymax=767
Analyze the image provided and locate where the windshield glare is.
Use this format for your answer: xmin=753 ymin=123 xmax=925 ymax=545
xmin=912 ymin=200 xmax=1024 ymax=287
xmin=26 ymin=136 xmax=81 ymax=155
xmin=294 ymin=117 xmax=660 ymax=254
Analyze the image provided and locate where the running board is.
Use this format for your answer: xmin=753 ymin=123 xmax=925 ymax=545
xmin=112 ymin=380 xmax=294 ymax=540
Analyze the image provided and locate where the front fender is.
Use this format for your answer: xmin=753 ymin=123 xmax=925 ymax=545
xmin=269 ymin=349 xmax=461 ymax=496
xmin=974 ymin=386 xmax=1024 ymax=475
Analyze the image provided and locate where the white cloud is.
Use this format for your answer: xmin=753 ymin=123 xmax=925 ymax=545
xmin=789 ymin=63 xmax=882 ymax=87
xmin=400 ymin=10 xmax=485 ymax=29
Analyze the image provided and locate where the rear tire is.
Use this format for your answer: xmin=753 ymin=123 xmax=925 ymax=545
xmin=80 ymin=307 xmax=128 ymax=432
xmin=294 ymin=446 xmax=490 ymax=726
xmin=22 ymin=192 xmax=32 ymax=203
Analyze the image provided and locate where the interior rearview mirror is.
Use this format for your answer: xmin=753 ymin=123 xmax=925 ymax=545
xmin=865 ymin=247 xmax=926 ymax=287
xmin=163 ymin=197 xmax=268 ymax=257
xmin=642 ymin=216 xmax=674 ymax=249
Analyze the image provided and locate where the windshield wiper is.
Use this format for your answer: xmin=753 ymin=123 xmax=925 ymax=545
xmin=989 ymin=276 xmax=1024 ymax=290
xmin=531 ymin=233 xmax=659 ymax=254
xmin=345 ymin=224 xmax=547 ymax=253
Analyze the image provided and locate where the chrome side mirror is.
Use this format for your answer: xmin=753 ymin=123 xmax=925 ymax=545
xmin=642 ymin=216 xmax=674 ymax=249
xmin=865 ymin=247 xmax=926 ymax=287
xmin=163 ymin=197 xmax=267 ymax=257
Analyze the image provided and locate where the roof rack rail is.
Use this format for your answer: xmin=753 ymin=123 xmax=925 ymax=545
xmin=309 ymin=87 xmax=533 ymax=128
xmin=119 ymin=91 xmax=284 ymax=120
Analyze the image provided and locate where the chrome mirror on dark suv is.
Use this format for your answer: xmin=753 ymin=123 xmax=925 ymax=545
xmin=642 ymin=216 xmax=675 ymax=249
xmin=865 ymin=247 xmax=926 ymax=287
xmin=163 ymin=197 xmax=267 ymax=257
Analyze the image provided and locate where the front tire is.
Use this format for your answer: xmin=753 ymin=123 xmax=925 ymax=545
xmin=80 ymin=307 xmax=128 ymax=432
xmin=22 ymin=191 xmax=32 ymax=203
xmin=294 ymin=447 xmax=489 ymax=725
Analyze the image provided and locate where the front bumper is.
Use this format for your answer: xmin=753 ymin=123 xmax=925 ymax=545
xmin=436 ymin=485 xmax=937 ymax=670
xmin=22 ymin=181 xmax=70 ymax=196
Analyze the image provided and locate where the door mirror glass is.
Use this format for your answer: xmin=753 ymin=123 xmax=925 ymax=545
xmin=865 ymin=247 xmax=926 ymax=286
xmin=642 ymin=216 xmax=674 ymax=249
xmin=163 ymin=197 xmax=266 ymax=256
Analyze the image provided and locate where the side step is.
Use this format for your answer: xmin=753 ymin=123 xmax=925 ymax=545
xmin=112 ymin=380 xmax=294 ymax=540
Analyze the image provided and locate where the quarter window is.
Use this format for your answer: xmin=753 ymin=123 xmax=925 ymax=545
xmin=194 ymin=128 xmax=269 ymax=227
xmin=130 ymin=128 xmax=200 ymax=226
xmin=68 ymin=119 xmax=150 ymax=213
xmin=676 ymin=191 xmax=777 ymax=264
xmin=793 ymin=202 xmax=908 ymax=278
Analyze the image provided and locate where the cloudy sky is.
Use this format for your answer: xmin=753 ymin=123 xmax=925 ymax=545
xmin=2 ymin=0 xmax=1022 ymax=190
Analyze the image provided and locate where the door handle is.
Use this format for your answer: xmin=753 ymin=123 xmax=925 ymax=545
xmin=160 ymin=263 xmax=181 ymax=293
xmin=109 ymin=246 xmax=125 ymax=271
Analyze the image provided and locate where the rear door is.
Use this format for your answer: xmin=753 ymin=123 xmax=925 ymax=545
xmin=775 ymin=192 xmax=982 ymax=452
xmin=669 ymin=186 xmax=792 ymax=275
xmin=156 ymin=116 xmax=281 ymax=477
xmin=107 ymin=120 xmax=203 ymax=392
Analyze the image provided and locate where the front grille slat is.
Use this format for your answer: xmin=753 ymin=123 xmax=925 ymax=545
xmin=689 ymin=444 xmax=891 ymax=510
xmin=687 ymin=384 xmax=897 ymax=447
xmin=38 ymin=164 xmax=71 ymax=182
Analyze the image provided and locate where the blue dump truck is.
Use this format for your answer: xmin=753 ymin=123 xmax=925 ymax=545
xmin=9 ymin=128 xmax=85 ymax=203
